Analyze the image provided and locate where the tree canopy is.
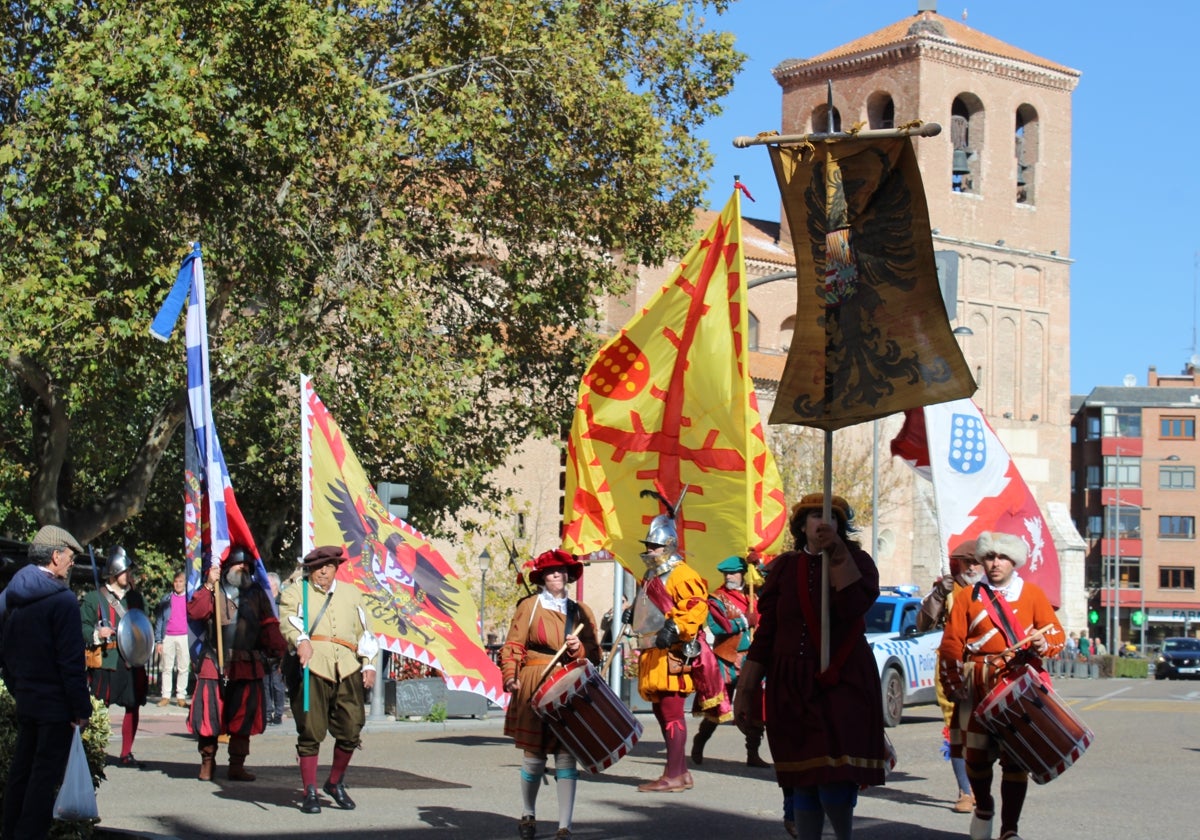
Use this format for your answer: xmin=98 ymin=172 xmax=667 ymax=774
xmin=0 ymin=0 xmax=743 ymax=561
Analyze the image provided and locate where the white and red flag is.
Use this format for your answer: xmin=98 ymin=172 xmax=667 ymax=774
xmin=890 ymin=398 xmax=1061 ymax=607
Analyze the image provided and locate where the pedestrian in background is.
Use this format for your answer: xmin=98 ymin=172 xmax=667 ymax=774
xmin=155 ymin=570 xmax=191 ymax=707
xmin=262 ymin=572 xmax=287 ymax=725
xmin=916 ymin=538 xmax=982 ymax=814
xmin=0 ymin=525 xmax=93 ymax=840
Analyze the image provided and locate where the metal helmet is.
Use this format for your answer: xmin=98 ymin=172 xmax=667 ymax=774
xmin=105 ymin=546 xmax=131 ymax=579
xmin=641 ymin=514 xmax=678 ymax=552
xmin=223 ymin=545 xmax=253 ymax=567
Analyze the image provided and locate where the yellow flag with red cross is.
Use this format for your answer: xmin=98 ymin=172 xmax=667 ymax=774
xmin=562 ymin=189 xmax=787 ymax=585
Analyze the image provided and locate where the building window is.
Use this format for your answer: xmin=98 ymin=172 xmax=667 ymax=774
xmin=1087 ymin=515 xmax=1102 ymax=538
xmin=1116 ymin=559 xmax=1142 ymax=588
xmin=950 ymin=94 xmax=984 ymax=194
xmin=1086 ymin=414 xmax=1101 ymax=440
xmin=748 ymin=311 xmax=759 ymax=351
xmin=1086 ymin=465 xmax=1100 ymax=489
xmin=1107 ymin=506 xmax=1141 ymax=539
xmin=1102 ymin=406 xmax=1141 ymax=438
xmin=1103 ymin=456 xmax=1140 ymax=488
xmin=1159 ymin=515 xmax=1195 ymax=539
xmin=1160 ymin=566 xmax=1196 ymax=590
xmin=811 ymin=104 xmax=841 ymax=133
xmin=1161 ymin=416 xmax=1195 ymax=440
xmin=1014 ymin=104 xmax=1038 ymax=205
xmin=1160 ymin=465 xmax=1196 ymax=490
xmin=867 ymin=92 xmax=895 ymax=129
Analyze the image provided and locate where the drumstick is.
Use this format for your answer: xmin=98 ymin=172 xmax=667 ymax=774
xmin=598 ymin=623 xmax=629 ymax=676
xmin=537 ymin=624 xmax=585 ymax=685
xmin=986 ymin=625 xmax=1056 ymax=670
xmin=1001 ymin=625 xmax=1056 ymax=656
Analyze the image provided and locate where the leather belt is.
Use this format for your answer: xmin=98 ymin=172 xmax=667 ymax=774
xmin=309 ymin=634 xmax=358 ymax=653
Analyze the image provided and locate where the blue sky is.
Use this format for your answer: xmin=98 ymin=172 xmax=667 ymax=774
xmin=696 ymin=0 xmax=1199 ymax=394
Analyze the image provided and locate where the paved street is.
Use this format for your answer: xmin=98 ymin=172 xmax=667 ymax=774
xmin=92 ymin=677 xmax=1200 ymax=839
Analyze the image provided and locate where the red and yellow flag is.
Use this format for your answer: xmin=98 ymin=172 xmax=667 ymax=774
xmin=301 ymin=375 xmax=506 ymax=706
xmin=768 ymin=136 xmax=976 ymax=430
xmin=562 ymin=189 xmax=787 ymax=585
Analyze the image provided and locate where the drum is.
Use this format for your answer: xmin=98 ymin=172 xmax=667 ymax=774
xmin=532 ymin=659 xmax=643 ymax=774
xmin=974 ymin=663 xmax=1093 ymax=784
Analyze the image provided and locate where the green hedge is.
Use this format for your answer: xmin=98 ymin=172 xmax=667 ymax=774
xmin=1095 ymin=654 xmax=1150 ymax=679
xmin=0 ymin=683 xmax=111 ymax=839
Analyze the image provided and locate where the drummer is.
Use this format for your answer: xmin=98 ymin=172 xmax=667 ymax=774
xmin=938 ymin=530 xmax=1064 ymax=840
xmin=80 ymin=546 xmax=150 ymax=769
xmin=500 ymin=549 xmax=601 ymax=840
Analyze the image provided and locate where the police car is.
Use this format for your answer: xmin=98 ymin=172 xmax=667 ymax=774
xmin=866 ymin=586 xmax=941 ymax=727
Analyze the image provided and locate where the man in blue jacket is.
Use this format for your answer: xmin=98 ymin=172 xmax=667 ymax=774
xmin=0 ymin=525 xmax=94 ymax=840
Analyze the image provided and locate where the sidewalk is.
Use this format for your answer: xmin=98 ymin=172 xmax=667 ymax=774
xmin=90 ymin=699 xmax=1088 ymax=840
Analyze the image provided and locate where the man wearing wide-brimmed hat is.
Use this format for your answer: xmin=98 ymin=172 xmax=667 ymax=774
xmin=279 ymin=545 xmax=379 ymax=815
xmin=0 ymin=525 xmax=93 ymax=840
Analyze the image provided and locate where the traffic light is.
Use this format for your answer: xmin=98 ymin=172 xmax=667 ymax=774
xmin=376 ymin=481 xmax=410 ymax=522
xmin=1088 ymin=608 xmax=1099 ymax=626
xmin=1131 ymin=609 xmax=1145 ymax=627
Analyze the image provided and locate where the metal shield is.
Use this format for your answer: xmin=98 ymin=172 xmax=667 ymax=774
xmin=116 ymin=608 xmax=154 ymax=668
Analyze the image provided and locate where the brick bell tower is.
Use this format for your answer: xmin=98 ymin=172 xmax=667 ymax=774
xmin=769 ymin=2 xmax=1084 ymax=624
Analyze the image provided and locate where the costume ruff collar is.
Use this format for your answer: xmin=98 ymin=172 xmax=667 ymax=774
xmin=538 ymin=589 xmax=568 ymax=615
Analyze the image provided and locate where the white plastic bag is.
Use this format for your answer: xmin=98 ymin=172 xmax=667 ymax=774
xmin=52 ymin=726 xmax=98 ymax=821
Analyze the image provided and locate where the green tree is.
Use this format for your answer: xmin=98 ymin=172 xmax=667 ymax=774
xmin=0 ymin=0 xmax=743 ymax=561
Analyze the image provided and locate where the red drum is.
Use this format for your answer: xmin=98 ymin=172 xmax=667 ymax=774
xmin=974 ymin=663 xmax=1093 ymax=784
xmin=532 ymin=659 xmax=643 ymax=774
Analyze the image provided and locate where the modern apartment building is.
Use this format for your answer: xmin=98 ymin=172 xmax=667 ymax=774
xmin=1071 ymin=365 xmax=1200 ymax=648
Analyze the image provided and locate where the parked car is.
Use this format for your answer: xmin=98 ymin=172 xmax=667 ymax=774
xmin=866 ymin=586 xmax=940 ymax=727
xmin=1154 ymin=636 xmax=1200 ymax=680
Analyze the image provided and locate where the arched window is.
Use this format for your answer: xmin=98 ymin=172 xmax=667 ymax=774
xmin=811 ymin=104 xmax=841 ymax=134
xmin=951 ymin=94 xmax=985 ymax=194
xmin=1015 ymin=104 xmax=1039 ymax=205
xmin=779 ymin=315 xmax=795 ymax=352
xmin=867 ymin=92 xmax=895 ymax=130
xmin=748 ymin=311 xmax=759 ymax=351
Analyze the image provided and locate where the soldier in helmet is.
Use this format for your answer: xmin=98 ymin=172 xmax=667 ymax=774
xmin=626 ymin=489 xmax=709 ymax=793
xmin=186 ymin=544 xmax=288 ymax=782
xmin=80 ymin=545 xmax=150 ymax=768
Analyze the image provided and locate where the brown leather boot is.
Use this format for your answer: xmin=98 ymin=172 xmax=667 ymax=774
xmin=226 ymin=734 xmax=255 ymax=781
xmin=691 ymin=718 xmax=717 ymax=765
xmin=198 ymin=743 xmax=217 ymax=781
xmin=746 ymin=729 xmax=771 ymax=768
xmin=227 ymin=756 xmax=256 ymax=782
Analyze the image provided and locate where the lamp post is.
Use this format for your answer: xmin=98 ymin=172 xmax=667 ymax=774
xmin=1110 ymin=449 xmax=1179 ymax=655
xmin=477 ymin=549 xmax=491 ymax=644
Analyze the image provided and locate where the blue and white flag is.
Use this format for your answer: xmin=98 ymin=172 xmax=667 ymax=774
xmin=151 ymin=244 xmax=273 ymax=606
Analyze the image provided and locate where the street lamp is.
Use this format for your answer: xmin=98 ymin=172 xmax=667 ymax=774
xmin=477 ymin=549 xmax=491 ymax=644
xmin=1110 ymin=449 xmax=1179 ymax=655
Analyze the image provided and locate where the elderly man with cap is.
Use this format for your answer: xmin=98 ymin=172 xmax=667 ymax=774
xmin=691 ymin=554 xmax=768 ymax=768
xmin=0 ymin=525 xmax=93 ymax=840
xmin=279 ymin=545 xmax=379 ymax=815
xmin=187 ymin=544 xmax=287 ymax=782
xmin=917 ymin=539 xmax=984 ymax=814
xmin=939 ymin=530 xmax=1064 ymax=840
xmin=734 ymin=493 xmax=887 ymax=840
xmin=80 ymin=545 xmax=150 ymax=768
xmin=500 ymin=548 xmax=601 ymax=840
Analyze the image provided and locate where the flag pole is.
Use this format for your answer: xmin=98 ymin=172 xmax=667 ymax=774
xmin=820 ymin=430 xmax=833 ymax=672
xmin=300 ymin=373 xmax=312 ymax=712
